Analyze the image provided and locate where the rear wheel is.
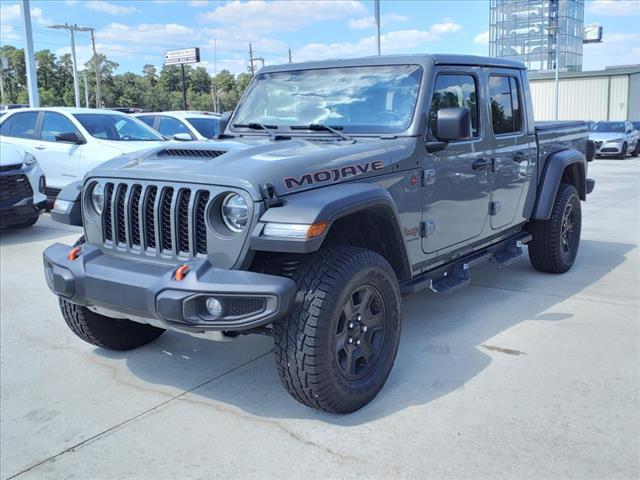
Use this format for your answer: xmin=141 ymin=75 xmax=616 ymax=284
xmin=273 ymin=246 xmax=401 ymax=413
xmin=632 ymin=141 xmax=639 ymax=157
xmin=528 ymin=183 xmax=581 ymax=273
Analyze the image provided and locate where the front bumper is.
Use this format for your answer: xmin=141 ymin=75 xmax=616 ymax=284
xmin=43 ymin=243 xmax=296 ymax=332
xmin=594 ymin=142 xmax=624 ymax=156
xmin=0 ymin=199 xmax=46 ymax=227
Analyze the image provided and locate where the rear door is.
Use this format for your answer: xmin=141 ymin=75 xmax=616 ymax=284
xmin=421 ymin=67 xmax=492 ymax=254
xmin=484 ymin=68 xmax=535 ymax=230
xmin=157 ymin=116 xmax=195 ymax=139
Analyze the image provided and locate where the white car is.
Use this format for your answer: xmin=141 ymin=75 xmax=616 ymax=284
xmin=589 ymin=120 xmax=639 ymax=159
xmin=0 ymin=141 xmax=47 ymax=228
xmin=0 ymin=107 xmax=167 ymax=199
xmin=135 ymin=111 xmax=221 ymax=141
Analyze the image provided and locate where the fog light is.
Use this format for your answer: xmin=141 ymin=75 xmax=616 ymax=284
xmin=205 ymin=297 xmax=223 ymax=319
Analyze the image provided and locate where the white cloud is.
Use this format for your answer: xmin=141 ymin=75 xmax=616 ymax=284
xmin=348 ymin=12 xmax=409 ymax=30
xmin=295 ymin=29 xmax=439 ymax=62
xmin=198 ymin=0 xmax=367 ymax=33
xmin=586 ymin=0 xmax=640 ymax=17
xmin=85 ymin=1 xmax=141 ymax=15
xmin=583 ymin=32 xmax=640 ymax=70
xmin=0 ymin=3 xmax=52 ymax=26
xmin=0 ymin=23 xmax=21 ymax=43
xmin=474 ymin=30 xmax=490 ymax=45
xmin=430 ymin=17 xmax=462 ymax=34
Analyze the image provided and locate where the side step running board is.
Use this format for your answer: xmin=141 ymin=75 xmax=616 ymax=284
xmin=401 ymin=232 xmax=532 ymax=296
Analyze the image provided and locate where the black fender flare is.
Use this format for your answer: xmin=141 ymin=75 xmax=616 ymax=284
xmin=50 ymin=180 xmax=83 ymax=226
xmin=533 ymin=149 xmax=586 ymax=221
xmin=250 ymin=182 xmax=411 ymax=279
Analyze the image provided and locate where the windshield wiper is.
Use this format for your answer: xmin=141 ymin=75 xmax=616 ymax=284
xmin=290 ymin=124 xmax=353 ymax=142
xmin=232 ymin=122 xmax=278 ymax=138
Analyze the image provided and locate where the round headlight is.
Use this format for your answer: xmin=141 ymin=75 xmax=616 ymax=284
xmin=90 ymin=183 xmax=105 ymax=215
xmin=221 ymin=193 xmax=248 ymax=233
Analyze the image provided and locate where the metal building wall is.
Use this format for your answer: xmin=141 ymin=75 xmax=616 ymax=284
xmin=529 ymin=75 xmax=630 ymax=121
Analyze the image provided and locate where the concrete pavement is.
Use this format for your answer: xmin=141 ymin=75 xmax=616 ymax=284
xmin=1 ymin=159 xmax=638 ymax=479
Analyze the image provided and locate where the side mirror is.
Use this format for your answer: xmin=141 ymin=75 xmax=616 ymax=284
xmin=218 ymin=111 xmax=232 ymax=134
xmin=173 ymin=133 xmax=193 ymax=141
xmin=435 ymin=107 xmax=471 ymax=141
xmin=55 ymin=132 xmax=84 ymax=144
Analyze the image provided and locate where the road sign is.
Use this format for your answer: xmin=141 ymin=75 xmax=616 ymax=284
xmin=164 ymin=48 xmax=200 ymax=65
xmin=583 ymin=24 xmax=603 ymax=44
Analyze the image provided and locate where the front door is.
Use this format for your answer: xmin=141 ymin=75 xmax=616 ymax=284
xmin=484 ymin=69 xmax=535 ymax=229
xmin=37 ymin=112 xmax=84 ymax=190
xmin=422 ymin=67 xmax=492 ymax=254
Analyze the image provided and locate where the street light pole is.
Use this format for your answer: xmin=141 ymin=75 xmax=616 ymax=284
xmin=87 ymin=28 xmax=101 ymax=108
xmin=554 ymin=41 xmax=560 ymax=120
xmin=21 ymin=0 xmax=40 ymax=107
xmin=83 ymin=71 xmax=89 ymax=107
xmin=375 ymin=0 xmax=381 ymax=55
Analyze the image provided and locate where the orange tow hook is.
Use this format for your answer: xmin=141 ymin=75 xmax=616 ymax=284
xmin=67 ymin=246 xmax=82 ymax=261
xmin=175 ymin=264 xmax=190 ymax=281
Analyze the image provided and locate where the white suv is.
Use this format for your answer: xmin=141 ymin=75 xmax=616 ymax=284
xmin=0 ymin=108 xmax=167 ymax=199
xmin=0 ymin=141 xmax=47 ymax=228
xmin=135 ymin=111 xmax=221 ymax=140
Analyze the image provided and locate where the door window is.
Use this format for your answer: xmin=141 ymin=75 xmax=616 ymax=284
xmin=41 ymin=112 xmax=79 ymax=142
xmin=3 ymin=112 xmax=38 ymax=139
xmin=489 ymin=75 xmax=522 ymax=135
xmin=429 ymin=74 xmax=479 ymax=140
xmin=158 ymin=117 xmax=192 ymax=137
xmin=137 ymin=116 xmax=156 ymax=128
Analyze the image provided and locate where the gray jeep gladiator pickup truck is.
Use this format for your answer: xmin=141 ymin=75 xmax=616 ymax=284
xmin=43 ymin=55 xmax=595 ymax=413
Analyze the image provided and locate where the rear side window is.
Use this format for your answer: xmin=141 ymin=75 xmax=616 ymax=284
xmin=489 ymin=75 xmax=522 ymax=135
xmin=0 ymin=116 xmax=14 ymax=135
xmin=186 ymin=117 xmax=219 ymax=138
xmin=137 ymin=116 xmax=156 ymax=128
xmin=41 ymin=112 xmax=79 ymax=142
xmin=429 ymin=74 xmax=479 ymax=139
xmin=158 ymin=116 xmax=192 ymax=137
xmin=3 ymin=112 xmax=38 ymax=139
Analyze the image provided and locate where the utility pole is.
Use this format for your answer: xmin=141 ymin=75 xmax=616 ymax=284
xmin=48 ymin=23 xmax=82 ymax=107
xmin=375 ymin=0 xmax=381 ymax=55
xmin=288 ymin=48 xmax=292 ymax=63
xmin=0 ymin=57 xmax=7 ymax=104
xmin=249 ymin=43 xmax=254 ymax=76
xmin=180 ymin=64 xmax=187 ymax=110
xmin=83 ymin=71 xmax=89 ymax=107
xmin=21 ymin=0 xmax=40 ymax=107
xmin=77 ymin=27 xmax=101 ymax=108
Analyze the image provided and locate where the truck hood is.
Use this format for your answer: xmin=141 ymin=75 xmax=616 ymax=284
xmin=589 ymin=132 xmax=625 ymax=142
xmin=87 ymin=136 xmax=413 ymax=201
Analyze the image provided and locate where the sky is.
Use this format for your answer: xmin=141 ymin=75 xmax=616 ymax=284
xmin=0 ymin=0 xmax=638 ymax=76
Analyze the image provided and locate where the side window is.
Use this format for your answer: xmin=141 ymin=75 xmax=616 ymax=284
xmin=429 ymin=74 xmax=479 ymax=139
xmin=489 ymin=75 xmax=522 ymax=135
xmin=158 ymin=117 xmax=192 ymax=137
xmin=137 ymin=116 xmax=156 ymax=128
xmin=0 ymin=116 xmax=14 ymax=136
xmin=41 ymin=112 xmax=79 ymax=142
xmin=6 ymin=112 xmax=38 ymax=139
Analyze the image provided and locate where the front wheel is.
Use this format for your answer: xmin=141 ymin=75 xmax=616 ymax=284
xmin=274 ymin=247 xmax=401 ymax=413
xmin=528 ymin=183 xmax=582 ymax=273
xmin=618 ymin=142 xmax=627 ymax=159
xmin=631 ymin=141 xmax=639 ymax=157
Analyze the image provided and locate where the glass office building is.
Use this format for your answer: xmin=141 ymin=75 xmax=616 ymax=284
xmin=489 ymin=0 xmax=585 ymax=72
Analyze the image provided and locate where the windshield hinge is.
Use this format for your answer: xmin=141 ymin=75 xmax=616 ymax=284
xmin=260 ymin=182 xmax=283 ymax=209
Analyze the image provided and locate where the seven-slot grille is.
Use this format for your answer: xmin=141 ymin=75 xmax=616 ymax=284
xmin=100 ymin=181 xmax=211 ymax=258
xmin=0 ymin=174 xmax=33 ymax=204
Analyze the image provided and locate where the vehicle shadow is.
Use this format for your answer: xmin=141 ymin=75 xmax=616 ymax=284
xmin=95 ymin=238 xmax=635 ymax=425
xmin=0 ymin=217 xmax=81 ymax=247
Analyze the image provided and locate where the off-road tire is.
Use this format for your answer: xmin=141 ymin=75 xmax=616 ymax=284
xmin=618 ymin=142 xmax=627 ymax=159
xmin=59 ymin=299 xmax=165 ymax=350
xmin=273 ymin=246 xmax=401 ymax=413
xmin=528 ymin=183 xmax=581 ymax=273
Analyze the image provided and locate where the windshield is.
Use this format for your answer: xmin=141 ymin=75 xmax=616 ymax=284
xmin=186 ymin=117 xmax=220 ymax=138
xmin=592 ymin=122 xmax=624 ymax=133
xmin=231 ymin=65 xmax=423 ymax=134
xmin=73 ymin=114 xmax=165 ymax=141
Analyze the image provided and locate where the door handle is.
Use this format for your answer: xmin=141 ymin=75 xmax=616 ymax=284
xmin=472 ymin=157 xmax=492 ymax=171
xmin=513 ymin=152 xmax=528 ymax=163
xmin=34 ymin=144 xmax=46 ymax=150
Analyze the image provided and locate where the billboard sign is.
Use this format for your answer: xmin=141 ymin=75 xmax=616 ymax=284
xmin=583 ymin=24 xmax=603 ymax=43
xmin=164 ymin=48 xmax=200 ymax=65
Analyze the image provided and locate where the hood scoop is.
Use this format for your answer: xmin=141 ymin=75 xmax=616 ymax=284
xmin=159 ymin=148 xmax=227 ymax=158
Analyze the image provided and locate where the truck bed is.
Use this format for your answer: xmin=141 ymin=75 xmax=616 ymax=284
xmin=535 ymin=121 xmax=590 ymax=182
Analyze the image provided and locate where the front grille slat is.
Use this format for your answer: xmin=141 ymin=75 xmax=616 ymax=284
xmin=0 ymin=174 xmax=33 ymax=204
xmin=99 ymin=181 xmax=215 ymax=260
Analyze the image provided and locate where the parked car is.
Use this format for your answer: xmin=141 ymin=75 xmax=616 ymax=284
xmin=510 ymin=25 xmax=541 ymax=36
xmin=633 ymin=121 xmax=640 ymax=155
xmin=135 ymin=111 xmax=221 ymax=140
xmin=0 ymin=104 xmax=29 ymax=116
xmin=108 ymin=107 xmax=148 ymax=114
xmin=0 ymin=108 xmax=167 ymax=200
xmin=589 ymin=120 xmax=639 ymax=159
xmin=0 ymin=142 xmax=46 ymax=228
xmin=44 ymin=54 xmax=594 ymax=413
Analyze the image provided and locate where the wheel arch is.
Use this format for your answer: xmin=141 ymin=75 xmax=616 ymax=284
xmin=533 ymin=149 xmax=586 ymax=221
